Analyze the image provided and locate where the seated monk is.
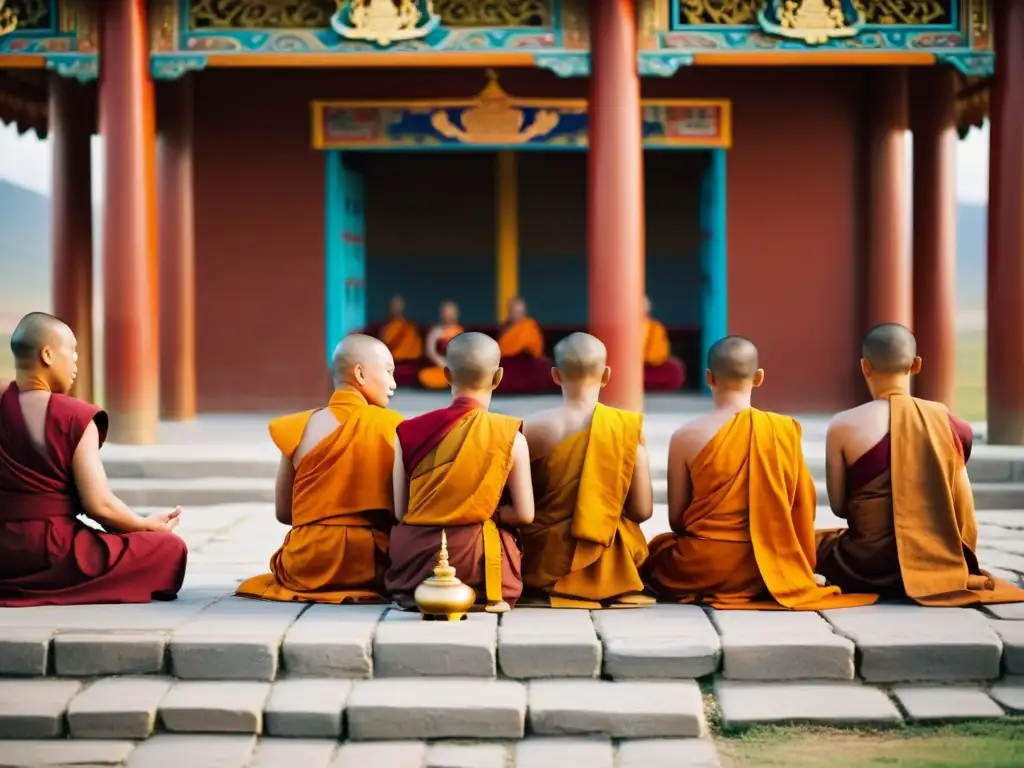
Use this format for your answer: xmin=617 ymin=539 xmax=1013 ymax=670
xmin=0 ymin=312 xmax=187 ymax=607
xmin=386 ymin=332 xmax=534 ymax=611
xmin=642 ymin=335 xmax=876 ymax=610
xmin=643 ymin=296 xmax=686 ymax=392
xmin=521 ymin=333 xmax=654 ymax=608
xmin=497 ymin=296 xmax=556 ymax=395
xmin=378 ymin=295 xmax=423 ymax=388
xmin=237 ymin=335 xmax=404 ymax=604
xmin=418 ymin=300 xmax=465 ymax=390
xmin=817 ymin=323 xmax=1024 ymax=606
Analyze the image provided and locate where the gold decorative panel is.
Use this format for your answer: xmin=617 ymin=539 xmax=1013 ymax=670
xmin=676 ymin=0 xmax=954 ymax=26
xmin=433 ymin=0 xmax=551 ymax=27
xmin=6 ymin=0 xmax=52 ymax=30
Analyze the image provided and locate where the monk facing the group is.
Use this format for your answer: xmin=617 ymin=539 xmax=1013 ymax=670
xmin=521 ymin=333 xmax=653 ymax=608
xmin=387 ymin=332 xmax=534 ymax=611
xmin=418 ymin=300 xmax=465 ymax=390
xmin=237 ymin=335 xmax=404 ymax=604
xmin=497 ymin=296 xmax=556 ymax=395
xmin=642 ymin=335 xmax=875 ymax=610
xmin=817 ymin=323 xmax=1024 ymax=606
xmin=378 ymin=295 xmax=423 ymax=387
xmin=643 ymin=296 xmax=686 ymax=392
xmin=0 ymin=312 xmax=187 ymax=607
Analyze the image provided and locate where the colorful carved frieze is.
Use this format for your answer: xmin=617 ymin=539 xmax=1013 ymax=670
xmin=0 ymin=1 xmax=98 ymax=81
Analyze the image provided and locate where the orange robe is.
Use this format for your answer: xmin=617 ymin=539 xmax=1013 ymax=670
xmin=498 ymin=318 xmax=556 ymax=395
xmin=642 ymin=408 xmax=877 ymax=610
xmin=385 ymin=396 xmax=524 ymax=608
xmin=521 ymin=404 xmax=649 ymax=608
xmin=817 ymin=394 xmax=1024 ymax=607
xmin=417 ymin=324 xmax=464 ymax=390
xmin=643 ymin=319 xmax=686 ymax=391
xmin=380 ymin=318 xmax=424 ymax=387
xmin=236 ymin=390 xmax=404 ymax=604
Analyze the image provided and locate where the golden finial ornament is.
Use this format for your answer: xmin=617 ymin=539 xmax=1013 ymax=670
xmin=414 ymin=529 xmax=476 ymax=621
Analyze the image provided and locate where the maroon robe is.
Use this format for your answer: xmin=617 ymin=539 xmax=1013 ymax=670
xmin=0 ymin=383 xmax=187 ymax=607
xmin=498 ymin=354 xmax=559 ymax=395
xmin=644 ymin=357 xmax=687 ymax=392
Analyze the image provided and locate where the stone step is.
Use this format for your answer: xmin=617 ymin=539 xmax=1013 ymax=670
xmin=109 ymin=477 xmax=276 ymax=507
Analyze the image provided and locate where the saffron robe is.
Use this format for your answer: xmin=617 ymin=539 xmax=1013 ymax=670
xmin=236 ymin=390 xmax=404 ymax=604
xmin=418 ymin=325 xmax=465 ymax=390
xmin=379 ymin=318 xmax=424 ymax=388
xmin=643 ymin=319 xmax=686 ymax=392
xmin=521 ymin=404 xmax=649 ymax=608
xmin=385 ymin=397 xmax=524 ymax=608
xmin=816 ymin=394 xmax=1024 ymax=606
xmin=642 ymin=408 xmax=877 ymax=610
xmin=497 ymin=318 xmax=557 ymax=395
xmin=0 ymin=384 xmax=187 ymax=607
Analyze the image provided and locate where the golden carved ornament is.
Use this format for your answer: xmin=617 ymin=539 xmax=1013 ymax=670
xmin=0 ymin=0 xmax=19 ymax=36
xmin=433 ymin=0 xmax=550 ymax=27
xmin=332 ymin=0 xmax=440 ymax=46
xmin=430 ymin=70 xmax=560 ymax=145
xmin=413 ymin=530 xmax=477 ymax=621
xmin=190 ymin=0 xmax=335 ymax=29
xmin=678 ymin=0 xmax=952 ymax=26
xmin=760 ymin=0 xmax=863 ymax=45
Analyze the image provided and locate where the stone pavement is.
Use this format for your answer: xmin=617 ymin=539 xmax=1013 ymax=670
xmin=2 ymin=393 xmax=1024 ymax=766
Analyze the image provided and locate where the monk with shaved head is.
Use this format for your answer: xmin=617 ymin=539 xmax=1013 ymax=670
xmin=520 ymin=333 xmax=653 ymax=608
xmin=497 ymin=296 xmax=557 ymax=394
xmin=418 ymin=300 xmax=465 ymax=390
xmin=642 ymin=335 xmax=875 ymax=609
xmin=387 ymin=332 xmax=534 ymax=611
xmin=817 ymin=323 xmax=1024 ymax=606
xmin=0 ymin=312 xmax=187 ymax=606
xmin=377 ymin=295 xmax=424 ymax=387
xmin=237 ymin=334 xmax=404 ymax=603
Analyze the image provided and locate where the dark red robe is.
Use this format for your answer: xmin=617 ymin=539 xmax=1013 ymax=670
xmin=644 ymin=357 xmax=687 ymax=391
xmin=0 ymin=383 xmax=187 ymax=607
xmin=498 ymin=354 xmax=559 ymax=395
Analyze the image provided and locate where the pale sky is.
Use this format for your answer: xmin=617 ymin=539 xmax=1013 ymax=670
xmin=0 ymin=118 xmax=992 ymax=203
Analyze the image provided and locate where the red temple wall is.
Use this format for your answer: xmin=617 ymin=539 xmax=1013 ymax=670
xmin=190 ymin=67 xmax=864 ymax=413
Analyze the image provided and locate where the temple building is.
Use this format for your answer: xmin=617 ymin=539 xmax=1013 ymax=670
xmin=0 ymin=1 xmax=1020 ymax=444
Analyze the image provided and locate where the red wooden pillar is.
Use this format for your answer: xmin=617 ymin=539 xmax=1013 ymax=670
xmin=987 ymin=0 xmax=1024 ymax=444
xmin=588 ymin=0 xmax=644 ymax=412
xmin=866 ymin=68 xmax=912 ymax=331
xmin=158 ymin=77 xmax=196 ymax=421
xmin=910 ymin=67 xmax=957 ymax=407
xmin=100 ymin=0 xmax=159 ymax=444
xmin=49 ymin=76 xmax=94 ymax=403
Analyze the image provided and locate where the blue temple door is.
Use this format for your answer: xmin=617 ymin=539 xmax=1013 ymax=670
xmin=325 ymin=151 xmax=367 ymax=362
xmin=699 ymin=149 xmax=728 ymax=392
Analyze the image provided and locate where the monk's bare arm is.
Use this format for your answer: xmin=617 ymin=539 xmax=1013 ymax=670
xmin=392 ymin=437 xmax=409 ymax=522
xmin=274 ymin=456 xmax=295 ymax=525
xmin=824 ymin=419 xmax=848 ymax=518
xmin=424 ymin=327 xmax=445 ymax=366
xmin=623 ymin=443 xmax=654 ymax=523
xmin=666 ymin=428 xmax=693 ymax=534
xmin=498 ymin=433 xmax=535 ymax=527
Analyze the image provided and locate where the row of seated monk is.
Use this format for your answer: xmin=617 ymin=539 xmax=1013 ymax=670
xmin=367 ymin=295 xmax=689 ymax=394
xmin=1 ymin=312 xmax=1022 ymax=611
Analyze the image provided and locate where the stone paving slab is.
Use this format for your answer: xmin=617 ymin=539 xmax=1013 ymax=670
xmin=715 ymin=680 xmax=903 ymax=728
xmin=709 ymin=610 xmax=855 ymax=681
xmin=251 ymin=738 xmax=338 ymax=768
xmin=498 ymin=609 xmax=601 ymax=679
xmin=891 ymin=686 xmax=1006 ymax=721
xmin=527 ymin=680 xmax=706 ymax=738
xmin=0 ymin=627 xmax=51 ymax=676
xmin=67 ymin=677 xmax=172 ymax=739
xmin=990 ymin=677 xmax=1024 ymax=712
xmin=0 ymin=740 xmax=136 ymax=767
xmin=373 ymin=611 xmax=497 ymax=678
xmin=984 ymin=603 xmax=1024 ymax=621
xmin=0 ymin=591 xmax=222 ymax=632
xmin=126 ymin=734 xmax=257 ymax=767
xmin=333 ymin=741 xmax=428 ymax=768
xmin=514 ymin=738 xmax=614 ymax=768
xmin=987 ymin=619 xmax=1024 ymax=674
xmin=159 ymin=681 xmax=271 ymax=734
xmin=822 ymin=605 xmax=1003 ymax=682
xmin=346 ymin=678 xmax=526 ymax=740
xmin=264 ymin=679 xmax=350 ymax=738
xmin=54 ymin=632 xmax=167 ymax=676
xmin=617 ymin=738 xmax=722 ymax=768
xmin=0 ymin=679 xmax=81 ymax=738
xmin=591 ymin=604 xmax=721 ymax=679
xmin=282 ymin=603 xmax=386 ymax=678
xmin=109 ymin=476 xmax=276 ymax=507
xmin=426 ymin=742 xmax=509 ymax=768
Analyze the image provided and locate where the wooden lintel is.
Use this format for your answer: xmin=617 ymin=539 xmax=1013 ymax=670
xmin=0 ymin=55 xmax=46 ymax=69
xmin=204 ymin=52 xmax=537 ymax=68
xmin=694 ymin=52 xmax=937 ymax=66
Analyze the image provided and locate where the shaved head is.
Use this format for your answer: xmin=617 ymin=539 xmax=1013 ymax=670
xmin=446 ymin=332 xmax=501 ymax=388
xmin=862 ymin=323 xmax=917 ymax=374
xmin=331 ymin=334 xmax=391 ymax=383
xmin=11 ymin=312 xmax=68 ymax=368
xmin=707 ymin=335 xmax=759 ymax=382
xmin=554 ymin=332 xmax=607 ymax=381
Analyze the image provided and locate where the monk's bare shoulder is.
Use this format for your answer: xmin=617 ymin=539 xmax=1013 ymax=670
xmin=524 ymin=407 xmax=569 ymax=459
xmin=669 ymin=412 xmax=722 ymax=466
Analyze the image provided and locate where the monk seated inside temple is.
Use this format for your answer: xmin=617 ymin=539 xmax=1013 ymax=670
xmin=237 ymin=335 xmax=404 ymax=604
xmin=521 ymin=333 xmax=654 ymax=608
xmin=642 ymin=335 xmax=875 ymax=610
xmin=386 ymin=332 xmax=534 ymax=611
xmin=817 ymin=323 xmax=1024 ymax=606
xmin=497 ymin=296 xmax=557 ymax=395
xmin=643 ymin=296 xmax=687 ymax=392
xmin=0 ymin=312 xmax=187 ymax=607
xmin=376 ymin=295 xmax=424 ymax=388
xmin=418 ymin=300 xmax=465 ymax=390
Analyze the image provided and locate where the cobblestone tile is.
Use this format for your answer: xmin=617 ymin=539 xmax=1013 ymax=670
xmin=281 ymin=603 xmax=386 ymax=678
xmin=264 ymin=679 xmax=350 ymax=738
xmin=987 ymin=619 xmax=1024 ymax=674
xmin=821 ymin=605 xmax=1002 ymax=682
xmin=513 ymin=738 xmax=614 ymax=768
xmin=0 ymin=740 xmax=135 ymax=766
xmin=891 ymin=686 xmax=1005 ymax=721
xmin=0 ymin=628 xmax=51 ymax=676
xmin=617 ymin=739 xmax=722 ymax=768
xmin=0 ymin=679 xmax=81 ymax=738
xmin=332 ymin=741 xmax=428 ymax=768
xmin=53 ymin=632 xmax=166 ymax=676
xmin=67 ymin=677 xmax=172 ymax=739
xmin=373 ymin=611 xmax=497 ymax=678
xmin=0 ymin=594 xmax=218 ymax=632
xmin=989 ymin=676 xmax=1024 ymax=712
xmin=709 ymin=611 xmax=854 ymax=680
xmin=498 ymin=609 xmax=601 ymax=679
xmin=426 ymin=742 xmax=509 ymax=768
xmin=126 ymin=734 xmax=257 ymax=767
xmin=984 ymin=603 xmax=1024 ymax=621
xmin=159 ymin=681 xmax=271 ymax=734
xmin=346 ymin=678 xmax=526 ymax=740
xmin=528 ymin=680 xmax=705 ymax=738
xmin=251 ymin=738 xmax=338 ymax=768
xmin=591 ymin=604 xmax=721 ymax=679
xmin=715 ymin=680 xmax=903 ymax=727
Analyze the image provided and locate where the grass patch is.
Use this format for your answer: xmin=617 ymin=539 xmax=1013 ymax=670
xmin=955 ymin=329 xmax=985 ymax=423
xmin=0 ymin=332 xmax=11 ymax=382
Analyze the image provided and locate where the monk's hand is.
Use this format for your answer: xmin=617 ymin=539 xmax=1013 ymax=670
xmin=146 ymin=506 xmax=182 ymax=533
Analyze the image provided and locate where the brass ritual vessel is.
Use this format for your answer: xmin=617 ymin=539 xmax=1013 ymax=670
xmin=414 ymin=530 xmax=476 ymax=621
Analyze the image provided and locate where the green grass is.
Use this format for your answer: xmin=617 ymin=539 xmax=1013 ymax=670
xmin=955 ymin=329 xmax=986 ymax=423
xmin=0 ymin=332 xmax=11 ymax=383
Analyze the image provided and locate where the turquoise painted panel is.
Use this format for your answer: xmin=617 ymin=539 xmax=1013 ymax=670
xmin=700 ymin=148 xmax=729 ymax=389
xmin=324 ymin=152 xmax=367 ymax=361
